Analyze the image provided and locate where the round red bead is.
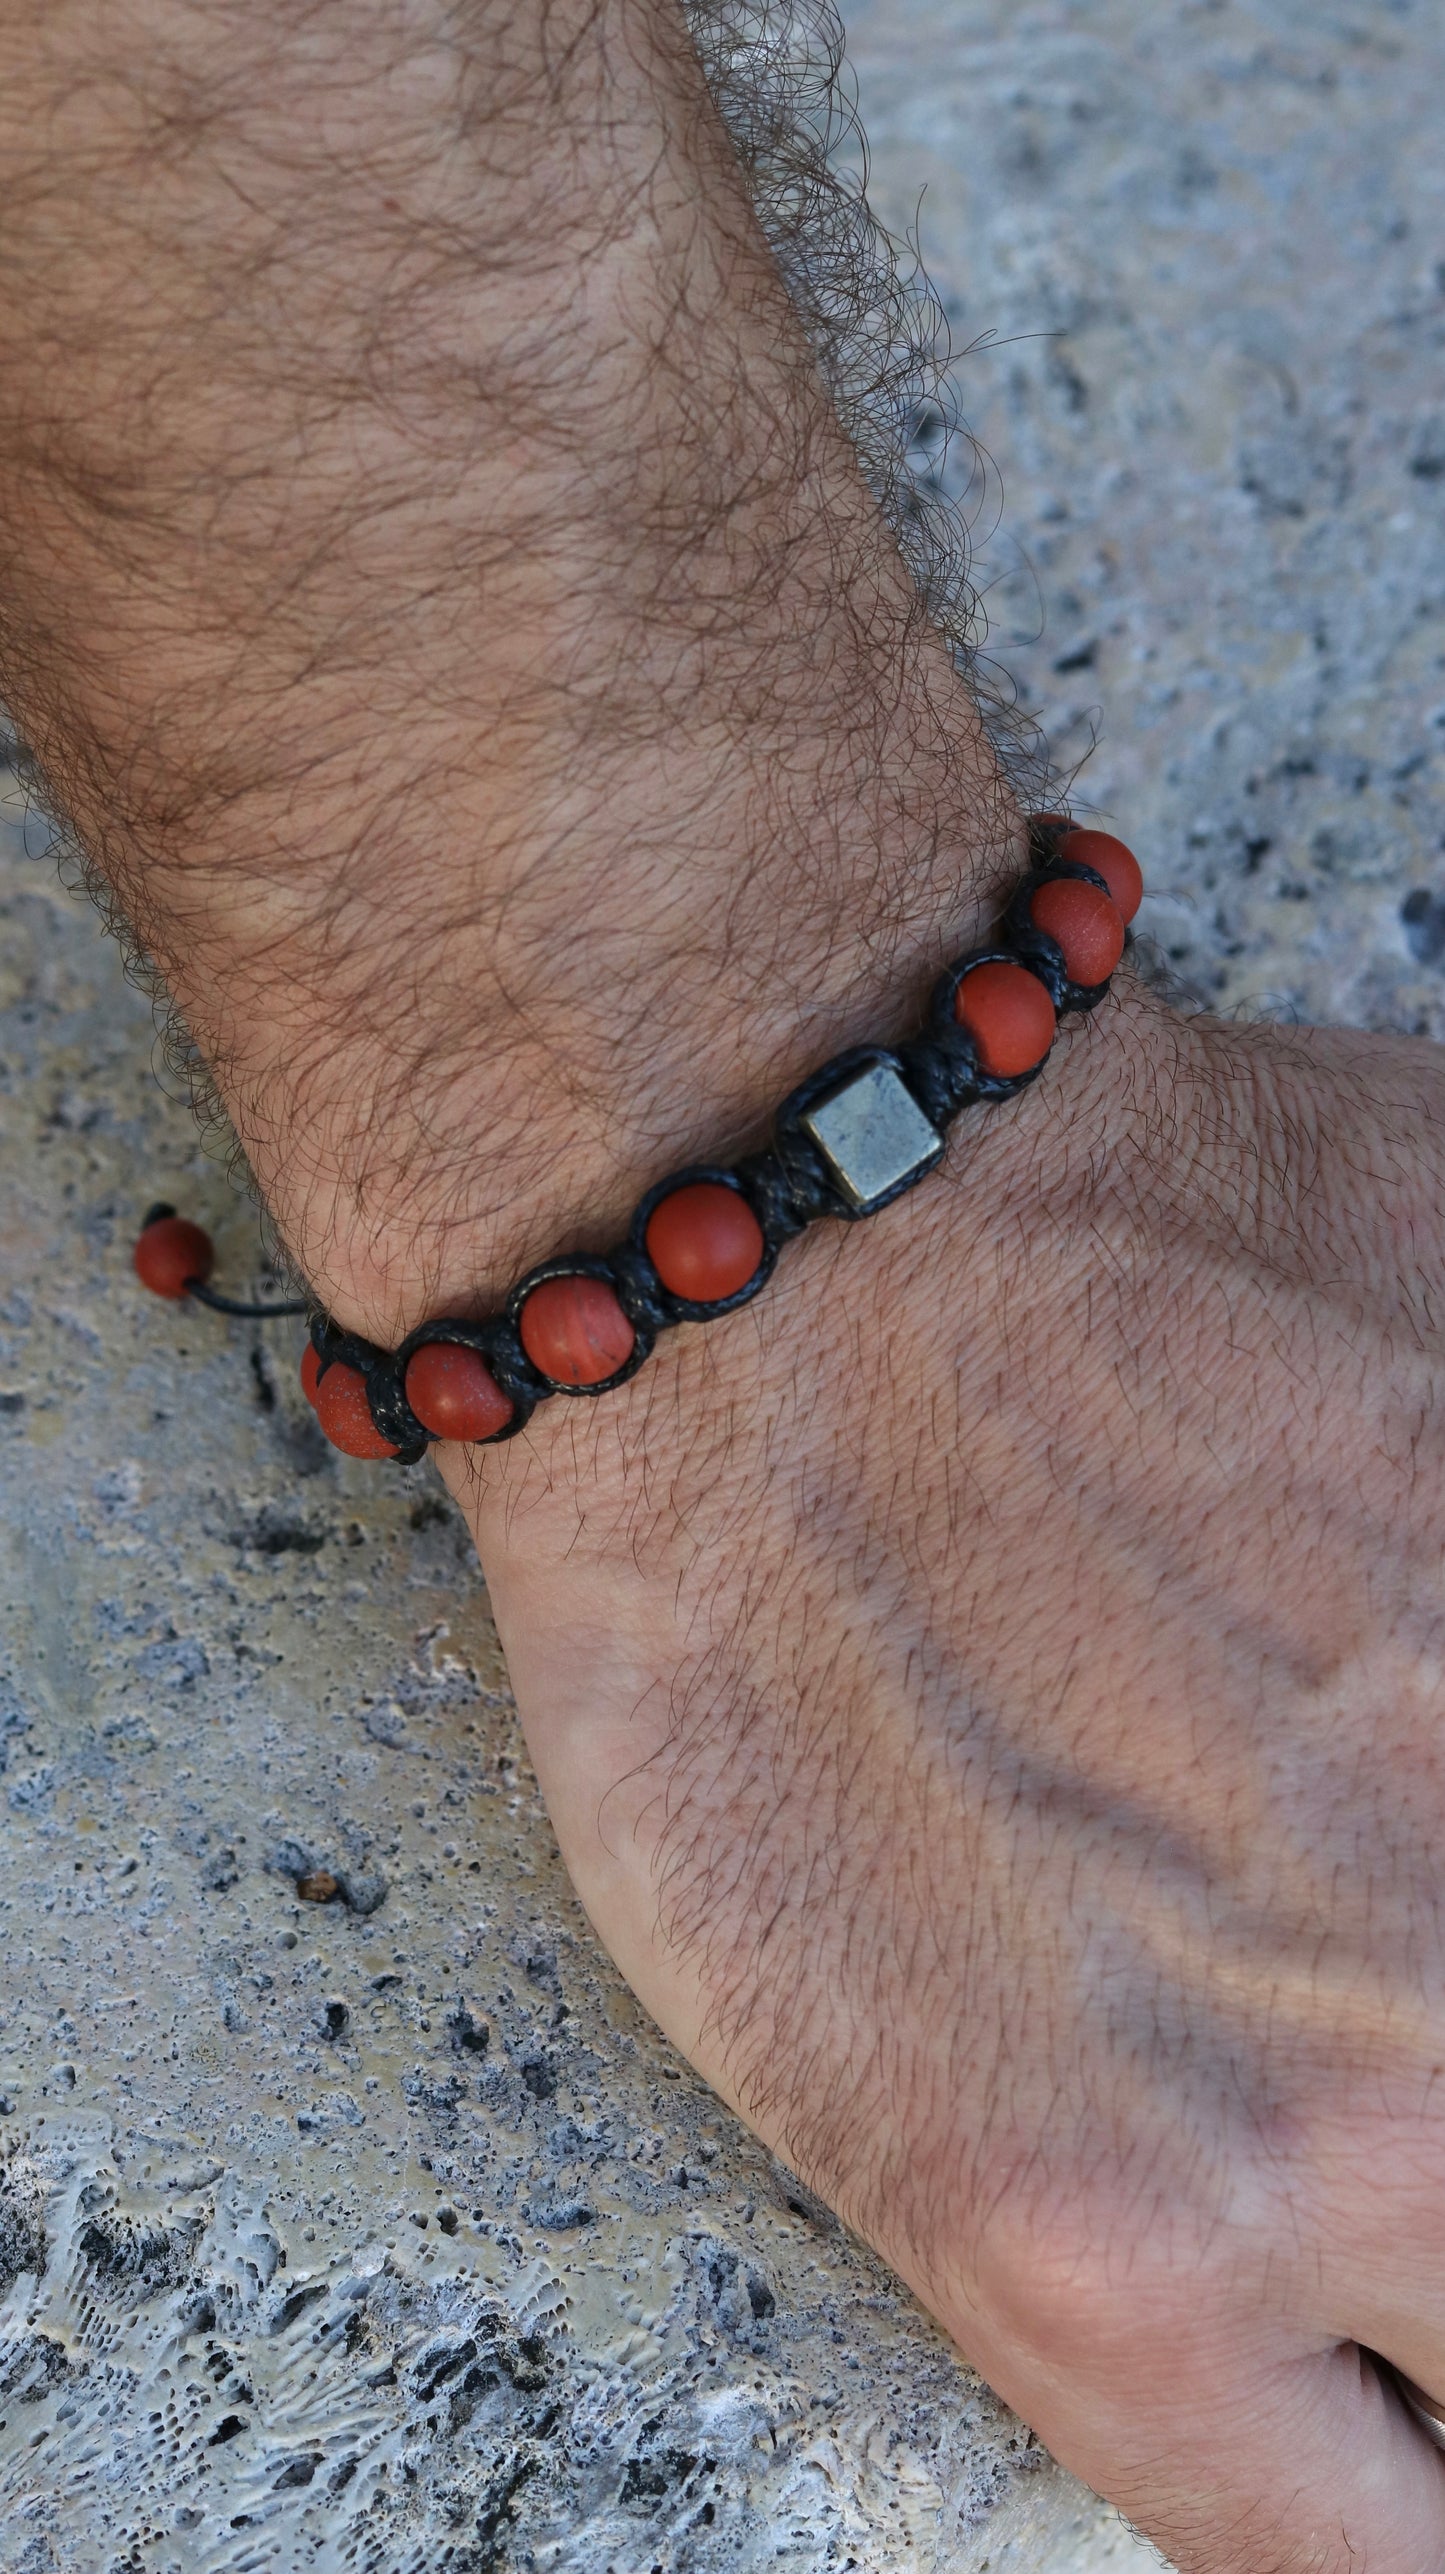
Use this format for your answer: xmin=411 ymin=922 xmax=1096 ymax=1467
xmin=645 ymin=1182 xmax=765 ymax=1303
xmin=1029 ymin=876 xmax=1126 ymax=986
xmin=133 ymin=1214 xmax=215 ymax=1300
xmin=518 ymin=1275 xmax=636 ymax=1388
xmin=314 ymin=1360 xmax=399 ymax=1459
xmin=299 ymin=1343 xmax=323 ymax=1409
xmin=404 ymin=1341 xmax=514 ymax=1443
xmin=954 ymin=960 xmax=1056 ymax=1077
xmin=1057 ymin=828 xmax=1144 ymax=926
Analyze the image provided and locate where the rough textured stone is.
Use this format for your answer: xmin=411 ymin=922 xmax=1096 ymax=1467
xmin=4 ymin=0 xmax=1437 ymax=2560
xmin=848 ymin=0 xmax=1445 ymax=1030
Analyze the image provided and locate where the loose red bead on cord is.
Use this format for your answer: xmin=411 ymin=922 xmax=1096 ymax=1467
xmin=954 ymin=960 xmax=1057 ymax=1078
xmin=133 ymin=1213 xmax=215 ymax=1300
xmin=1057 ymin=828 xmax=1144 ymax=925
xmin=518 ymin=1274 xmax=636 ymax=1388
xmin=645 ymin=1182 xmax=765 ymax=1303
xmin=314 ymin=1360 xmax=399 ymax=1459
xmin=1029 ymin=876 xmax=1126 ymax=986
xmin=299 ymin=1343 xmax=323 ymax=1410
xmin=404 ymin=1341 xmax=514 ymax=1444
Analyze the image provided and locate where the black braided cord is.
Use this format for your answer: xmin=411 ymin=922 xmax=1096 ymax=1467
xmin=187 ymin=1279 xmax=312 ymax=1321
xmin=304 ymin=819 xmax=1129 ymax=1464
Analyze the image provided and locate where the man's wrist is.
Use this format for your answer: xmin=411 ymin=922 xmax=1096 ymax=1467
xmin=267 ymin=813 xmax=1152 ymax=1473
xmin=172 ymin=742 xmax=1019 ymax=1344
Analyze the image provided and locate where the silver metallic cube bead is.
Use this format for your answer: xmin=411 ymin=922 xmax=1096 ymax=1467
xmin=799 ymin=1060 xmax=944 ymax=1214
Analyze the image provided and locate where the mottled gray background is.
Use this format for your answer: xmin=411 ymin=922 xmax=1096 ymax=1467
xmin=1 ymin=0 xmax=1441 ymax=2564
xmin=851 ymin=0 xmax=1445 ymax=1031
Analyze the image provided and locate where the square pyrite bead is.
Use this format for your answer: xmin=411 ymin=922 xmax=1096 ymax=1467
xmin=799 ymin=1060 xmax=944 ymax=1213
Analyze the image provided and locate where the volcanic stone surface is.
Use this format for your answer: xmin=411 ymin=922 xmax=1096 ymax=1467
xmin=848 ymin=0 xmax=1445 ymax=1026
xmin=2 ymin=0 xmax=1440 ymax=2564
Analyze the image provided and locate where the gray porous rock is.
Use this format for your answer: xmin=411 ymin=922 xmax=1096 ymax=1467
xmin=2 ymin=0 xmax=1440 ymax=2564
xmin=847 ymin=0 xmax=1445 ymax=1025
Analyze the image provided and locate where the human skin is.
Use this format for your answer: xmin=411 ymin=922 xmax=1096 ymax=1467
xmin=4 ymin=3 xmax=1445 ymax=2567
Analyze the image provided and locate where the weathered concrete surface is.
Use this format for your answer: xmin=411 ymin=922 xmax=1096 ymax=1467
xmin=2 ymin=0 xmax=1440 ymax=2564
xmin=850 ymin=0 xmax=1445 ymax=1025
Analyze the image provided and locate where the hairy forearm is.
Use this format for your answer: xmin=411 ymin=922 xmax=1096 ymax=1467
xmin=2 ymin=0 xmax=869 ymax=822
xmin=0 ymin=0 xmax=1015 ymax=1325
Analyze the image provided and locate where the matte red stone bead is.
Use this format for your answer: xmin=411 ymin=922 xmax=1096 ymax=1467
xmin=1058 ymin=828 xmax=1144 ymax=925
xmin=300 ymin=1343 xmax=323 ymax=1409
xmin=645 ymin=1182 xmax=765 ymax=1303
xmin=954 ymin=960 xmax=1056 ymax=1077
xmin=1029 ymin=876 xmax=1126 ymax=986
xmin=518 ymin=1274 xmax=636 ymax=1388
xmin=133 ymin=1214 xmax=215 ymax=1299
xmin=404 ymin=1341 xmax=514 ymax=1443
xmin=314 ymin=1360 xmax=399 ymax=1459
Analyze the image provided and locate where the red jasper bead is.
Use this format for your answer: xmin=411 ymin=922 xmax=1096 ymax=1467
xmin=404 ymin=1341 xmax=514 ymax=1443
xmin=299 ymin=1343 xmax=323 ymax=1409
xmin=519 ymin=1274 xmax=636 ymax=1388
xmin=645 ymin=1182 xmax=765 ymax=1303
xmin=954 ymin=960 xmax=1056 ymax=1077
xmin=1029 ymin=876 xmax=1126 ymax=986
xmin=133 ymin=1214 xmax=215 ymax=1300
xmin=314 ymin=1360 xmax=399 ymax=1459
xmin=1058 ymin=828 xmax=1144 ymax=925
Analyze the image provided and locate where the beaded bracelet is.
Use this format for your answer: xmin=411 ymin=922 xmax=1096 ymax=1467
xmin=133 ymin=815 xmax=1143 ymax=1463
